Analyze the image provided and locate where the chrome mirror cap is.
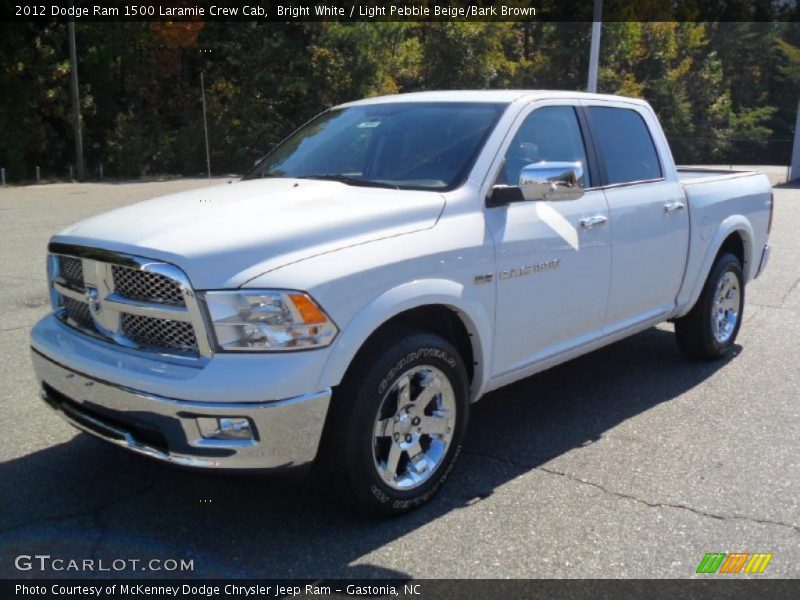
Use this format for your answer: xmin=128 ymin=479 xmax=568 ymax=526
xmin=519 ymin=161 xmax=585 ymax=202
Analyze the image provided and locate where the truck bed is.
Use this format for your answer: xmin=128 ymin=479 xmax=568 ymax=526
xmin=677 ymin=166 xmax=763 ymax=184
xmin=675 ymin=166 xmax=771 ymax=310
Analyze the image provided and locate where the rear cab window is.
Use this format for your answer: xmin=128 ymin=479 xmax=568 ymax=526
xmin=587 ymin=106 xmax=662 ymax=185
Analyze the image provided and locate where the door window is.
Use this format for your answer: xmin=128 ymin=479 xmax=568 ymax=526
xmin=499 ymin=106 xmax=590 ymax=187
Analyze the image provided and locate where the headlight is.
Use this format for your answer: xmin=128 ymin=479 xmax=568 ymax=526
xmin=202 ymin=290 xmax=338 ymax=351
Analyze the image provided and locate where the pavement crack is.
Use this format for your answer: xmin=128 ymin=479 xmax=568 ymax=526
xmin=466 ymin=449 xmax=800 ymax=533
xmin=779 ymin=276 xmax=800 ymax=307
xmin=537 ymin=466 xmax=800 ymax=533
xmin=748 ymin=302 xmax=790 ymax=310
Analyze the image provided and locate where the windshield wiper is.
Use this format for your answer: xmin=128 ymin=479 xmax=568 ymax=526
xmin=298 ymin=174 xmax=400 ymax=190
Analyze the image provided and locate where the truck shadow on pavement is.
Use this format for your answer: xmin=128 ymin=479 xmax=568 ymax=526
xmin=0 ymin=326 xmax=740 ymax=579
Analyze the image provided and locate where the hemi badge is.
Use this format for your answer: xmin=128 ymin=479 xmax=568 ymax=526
xmin=474 ymin=274 xmax=494 ymax=285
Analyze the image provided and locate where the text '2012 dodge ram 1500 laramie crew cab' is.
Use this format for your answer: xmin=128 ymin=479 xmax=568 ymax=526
xmin=31 ymin=91 xmax=773 ymax=514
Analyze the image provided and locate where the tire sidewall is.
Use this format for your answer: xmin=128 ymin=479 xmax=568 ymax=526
xmin=350 ymin=334 xmax=469 ymax=513
xmin=701 ymin=254 xmax=744 ymax=355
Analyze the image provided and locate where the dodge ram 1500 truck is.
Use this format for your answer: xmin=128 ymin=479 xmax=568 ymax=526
xmin=31 ymin=91 xmax=773 ymax=514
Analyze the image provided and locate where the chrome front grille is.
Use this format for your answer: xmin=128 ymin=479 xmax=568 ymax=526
xmin=59 ymin=256 xmax=84 ymax=287
xmin=112 ymin=265 xmax=185 ymax=306
xmin=62 ymin=296 xmax=95 ymax=330
xmin=121 ymin=314 xmax=198 ymax=354
xmin=48 ymin=244 xmax=211 ymax=359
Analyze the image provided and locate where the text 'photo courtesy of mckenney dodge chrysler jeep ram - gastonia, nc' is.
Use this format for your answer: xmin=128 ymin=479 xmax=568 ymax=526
xmin=30 ymin=90 xmax=773 ymax=514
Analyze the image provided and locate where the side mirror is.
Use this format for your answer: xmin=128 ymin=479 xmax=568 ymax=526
xmin=487 ymin=161 xmax=586 ymax=207
xmin=519 ymin=161 xmax=585 ymax=201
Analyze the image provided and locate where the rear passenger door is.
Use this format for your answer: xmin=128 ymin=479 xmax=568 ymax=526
xmin=584 ymin=103 xmax=689 ymax=331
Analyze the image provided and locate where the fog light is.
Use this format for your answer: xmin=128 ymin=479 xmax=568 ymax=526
xmin=197 ymin=417 xmax=254 ymax=441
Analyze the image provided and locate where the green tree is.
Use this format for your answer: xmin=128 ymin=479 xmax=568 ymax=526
xmin=1 ymin=21 xmax=797 ymax=180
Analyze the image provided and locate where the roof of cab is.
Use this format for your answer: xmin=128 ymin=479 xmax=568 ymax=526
xmin=337 ymin=90 xmax=649 ymax=108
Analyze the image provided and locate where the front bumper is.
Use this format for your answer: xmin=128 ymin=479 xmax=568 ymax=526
xmin=31 ymin=349 xmax=331 ymax=470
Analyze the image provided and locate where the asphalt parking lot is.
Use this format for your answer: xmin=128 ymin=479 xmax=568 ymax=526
xmin=1 ymin=170 xmax=798 ymax=579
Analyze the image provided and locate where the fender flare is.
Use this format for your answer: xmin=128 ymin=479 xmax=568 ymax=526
xmin=315 ymin=278 xmax=493 ymax=401
xmin=677 ymin=215 xmax=754 ymax=318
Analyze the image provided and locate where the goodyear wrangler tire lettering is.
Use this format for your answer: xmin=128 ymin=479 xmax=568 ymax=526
xmin=319 ymin=329 xmax=470 ymax=515
xmin=379 ymin=348 xmax=457 ymax=393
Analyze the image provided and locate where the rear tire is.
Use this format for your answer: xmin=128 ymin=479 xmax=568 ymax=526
xmin=318 ymin=328 xmax=469 ymax=516
xmin=675 ymin=253 xmax=744 ymax=360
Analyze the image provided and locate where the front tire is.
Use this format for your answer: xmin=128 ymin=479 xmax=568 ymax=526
xmin=319 ymin=328 xmax=469 ymax=515
xmin=675 ymin=253 xmax=744 ymax=360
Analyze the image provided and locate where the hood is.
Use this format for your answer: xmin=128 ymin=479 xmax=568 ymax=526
xmin=52 ymin=178 xmax=445 ymax=288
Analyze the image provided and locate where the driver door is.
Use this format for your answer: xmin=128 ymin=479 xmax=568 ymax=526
xmin=485 ymin=103 xmax=612 ymax=378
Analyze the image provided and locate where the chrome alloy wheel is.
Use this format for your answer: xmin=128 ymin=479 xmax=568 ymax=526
xmin=712 ymin=270 xmax=741 ymax=344
xmin=372 ymin=365 xmax=456 ymax=491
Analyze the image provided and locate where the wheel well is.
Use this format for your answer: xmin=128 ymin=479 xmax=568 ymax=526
xmin=717 ymin=231 xmax=745 ymax=269
xmin=356 ymin=305 xmax=476 ymax=383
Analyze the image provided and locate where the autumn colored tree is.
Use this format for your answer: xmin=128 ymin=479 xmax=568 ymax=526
xmin=1 ymin=21 xmax=798 ymax=180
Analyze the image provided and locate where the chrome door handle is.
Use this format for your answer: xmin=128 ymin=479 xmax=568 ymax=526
xmin=579 ymin=215 xmax=608 ymax=229
xmin=664 ymin=201 xmax=685 ymax=213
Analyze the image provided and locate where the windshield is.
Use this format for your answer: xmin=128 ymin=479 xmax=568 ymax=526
xmin=244 ymin=102 xmax=507 ymax=191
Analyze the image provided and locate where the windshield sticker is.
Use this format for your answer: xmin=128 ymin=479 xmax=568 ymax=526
xmin=357 ymin=121 xmax=381 ymax=128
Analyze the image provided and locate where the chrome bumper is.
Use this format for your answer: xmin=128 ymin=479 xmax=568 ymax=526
xmin=755 ymin=244 xmax=771 ymax=278
xmin=31 ymin=349 xmax=331 ymax=470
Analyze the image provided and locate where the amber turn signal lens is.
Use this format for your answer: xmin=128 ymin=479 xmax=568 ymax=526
xmin=289 ymin=293 xmax=328 ymax=324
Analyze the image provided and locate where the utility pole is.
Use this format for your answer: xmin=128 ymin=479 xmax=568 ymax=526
xmin=790 ymin=100 xmax=800 ymax=182
xmin=201 ymin=72 xmax=211 ymax=178
xmin=68 ymin=18 xmax=84 ymax=181
xmin=587 ymin=0 xmax=603 ymax=93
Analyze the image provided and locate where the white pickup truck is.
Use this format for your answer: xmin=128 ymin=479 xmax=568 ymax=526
xmin=31 ymin=91 xmax=773 ymax=514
